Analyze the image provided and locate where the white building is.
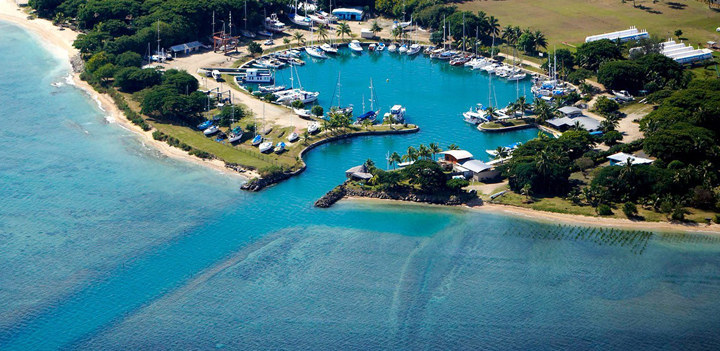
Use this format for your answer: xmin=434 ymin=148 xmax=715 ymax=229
xmin=607 ymin=152 xmax=654 ymax=166
xmin=659 ymin=40 xmax=713 ymax=64
xmin=585 ymin=26 xmax=649 ymax=43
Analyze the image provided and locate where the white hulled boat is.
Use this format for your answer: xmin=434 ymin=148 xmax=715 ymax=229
xmin=320 ymin=43 xmax=338 ymax=54
xmin=348 ymin=40 xmax=363 ymax=52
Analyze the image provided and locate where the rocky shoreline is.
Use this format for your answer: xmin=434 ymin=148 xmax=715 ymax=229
xmin=315 ymin=183 xmax=480 ymax=208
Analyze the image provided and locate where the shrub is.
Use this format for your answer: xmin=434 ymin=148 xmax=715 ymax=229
xmin=714 ymin=214 xmax=720 ymax=224
xmin=446 ymin=178 xmax=469 ymax=191
xmin=189 ymin=149 xmax=212 ymax=159
xmin=670 ymin=206 xmax=688 ymax=221
xmin=597 ymin=204 xmax=613 ymax=216
xmin=259 ymin=165 xmax=283 ymax=177
xmin=622 ymin=202 xmax=638 ymax=218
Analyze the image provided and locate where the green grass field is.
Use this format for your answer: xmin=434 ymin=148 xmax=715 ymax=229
xmin=458 ymin=0 xmax=720 ymax=49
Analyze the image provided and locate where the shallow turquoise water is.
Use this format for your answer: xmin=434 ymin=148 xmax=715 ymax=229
xmin=2 ymin=22 xmax=720 ymax=350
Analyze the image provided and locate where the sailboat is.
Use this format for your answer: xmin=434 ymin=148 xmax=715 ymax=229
xmin=252 ymin=104 xmax=264 ymax=146
xmin=305 ymin=22 xmax=328 ymax=59
xmin=356 ymin=78 xmax=380 ymax=123
xmin=329 ymin=72 xmax=353 ymax=116
xmin=288 ymin=0 xmax=312 ymax=27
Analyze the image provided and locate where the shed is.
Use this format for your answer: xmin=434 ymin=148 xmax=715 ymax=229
xmin=345 ymin=164 xmax=373 ymax=181
xmin=558 ymin=106 xmax=583 ymax=118
xmin=170 ymin=41 xmax=205 ymax=55
xmin=439 ymin=150 xmax=474 ymax=163
xmin=546 ymin=116 xmax=600 ymax=132
xmin=332 ymin=8 xmax=364 ymax=21
xmin=607 ymin=152 xmax=654 ymax=166
xmin=457 ymin=160 xmax=500 ymax=182
xmin=361 ymin=29 xmax=375 ymax=39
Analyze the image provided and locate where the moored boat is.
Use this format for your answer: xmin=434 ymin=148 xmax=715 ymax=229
xmin=320 ymin=43 xmax=338 ymax=54
xmin=348 ymin=40 xmax=363 ymax=52
xmin=407 ymin=43 xmax=421 ymax=55
xmin=383 ymin=104 xmax=406 ymax=123
xmin=376 ymin=43 xmax=386 ymax=51
xmin=305 ymin=46 xmax=328 ymax=59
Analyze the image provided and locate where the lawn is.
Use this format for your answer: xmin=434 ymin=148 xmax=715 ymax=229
xmin=458 ymin=0 xmax=720 ymax=49
xmin=480 ymin=118 xmax=531 ymax=129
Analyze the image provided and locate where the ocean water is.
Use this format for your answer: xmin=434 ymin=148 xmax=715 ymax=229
xmin=2 ymin=21 xmax=720 ymax=350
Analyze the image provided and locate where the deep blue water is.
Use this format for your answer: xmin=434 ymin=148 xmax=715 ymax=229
xmin=2 ymin=21 xmax=720 ymax=350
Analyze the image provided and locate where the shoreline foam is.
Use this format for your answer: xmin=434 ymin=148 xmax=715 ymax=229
xmin=0 ymin=0 xmax=253 ymax=180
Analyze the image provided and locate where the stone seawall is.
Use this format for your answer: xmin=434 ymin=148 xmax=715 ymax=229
xmin=315 ymin=184 xmax=480 ymax=208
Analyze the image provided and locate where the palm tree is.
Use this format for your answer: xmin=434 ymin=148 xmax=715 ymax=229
xmin=293 ymin=31 xmax=305 ymax=46
xmin=619 ymin=159 xmax=634 ymax=184
xmin=447 ymin=143 xmax=459 ymax=150
xmin=391 ymin=26 xmax=403 ymax=43
xmin=521 ymin=183 xmax=532 ymax=202
xmin=370 ymin=20 xmax=382 ymax=37
xmin=336 ymin=21 xmax=352 ymax=42
xmin=418 ymin=144 xmax=431 ymax=160
xmin=316 ymin=24 xmax=329 ymax=43
xmin=515 ymin=96 xmax=529 ymax=117
xmin=600 ymin=119 xmax=618 ymax=132
xmin=283 ymin=37 xmax=291 ymax=48
xmin=403 ymin=146 xmax=418 ymax=162
xmin=389 ymin=152 xmax=402 ymax=169
xmin=486 ymin=16 xmax=500 ymax=38
xmin=572 ymin=121 xmax=584 ymax=131
xmin=533 ymin=30 xmax=547 ymax=52
xmin=429 ymin=143 xmax=442 ymax=160
xmin=485 ymin=106 xmax=498 ymax=120
xmin=494 ymin=146 xmax=509 ymax=160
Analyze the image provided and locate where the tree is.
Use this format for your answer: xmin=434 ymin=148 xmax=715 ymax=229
xmin=514 ymin=96 xmax=529 ymax=117
xmin=429 ymin=143 xmax=442 ymax=160
xmin=494 ymin=146 xmax=509 ymax=160
xmin=162 ymin=69 xmax=199 ymax=94
xmin=391 ymin=26 xmax=403 ymax=42
xmin=115 ymin=51 xmax=142 ymax=68
xmin=389 ymin=152 xmax=402 ymax=169
xmin=402 ymin=160 xmax=448 ymax=192
xmin=336 ymin=22 xmax=351 ymax=42
xmin=403 ymin=146 xmax=418 ymax=162
xmin=446 ymin=178 xmax=470 ymax=192
xmin=597 ymin=60 xmax=645 ymax=92
xmin=113 ymin=67 xmax=162 ymax=92
xmin=316 ymin=24 xmax=329 ymax=43
xmin=448 ymin=143 xmax=459 ymax=150
xmin=247 ymin=41 xmax=263 ymax=56
xmin=293 ymin=31 xmax=305 ymax=46
xmin=575 ymin=39 xmax=623 ymax=71
xmin=85 ymin=51 xmax=113 ymax=73
xmin=418 ymin=144 xmax=432 ymax=160
xmin=283 ymin=37 xmax=291 ymax=47
xmin=521 ymin=183 xmax=532 ymax=202
xmin=533 ymin=30 xmax=547 ymax=52
xmin=430 ymin=31 xmax=444 ymax=46
xmin=674 ymin=29 xmax=683 ymax=39
xmin=594 ymin=96 xmax=620 ymax=116
xmin=311 ymin=105 xmax=324 ymax=117
xmin=370 ymin=21 xmax=382 ymax=37
xmin=95 ymin=63 xmax=116 ymax=82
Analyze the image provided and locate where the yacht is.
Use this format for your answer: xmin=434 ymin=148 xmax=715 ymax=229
xmin=320 ymin=43 xmax=338 ymax=54
xmin=308 ymin=121 xmax=319 ymax=134
xmin=462 ymin=104 xmax=488 ymax=124
xmin=242 ymin=69 xmax=274 ymax=84
xmin=376 ymin=43 xmax=386 ymax=51
xmin=203 ymin=125 xmax=219 ymax=135
xmin=306 ymin=46 xmax=328 ymax=59
xmin=348 ymin=40 xmax=363 ymax=52
xmin=275 ymin=141 xmax=286 ymax=153
xmin=506 ymin=71 xmax=527 ymax=81
xmin=277 ymin=90 xmax=319 ymax=105
xmin=288 ymin=131 xmax=299 ymax=142
xmin=293 ymin=108 xmax=312 ymax=118
xmin=228 ymin=127 xmax=243 ymax=143
xmin=407 ymin=43 xmax=421 ymax=55
xmin=259 ymin=141 xmax=274 ymax=153
xmin=383 ymin=105 xmax=406 ymax=123
xmin=265 ymin=14 xmax=286 ymax=33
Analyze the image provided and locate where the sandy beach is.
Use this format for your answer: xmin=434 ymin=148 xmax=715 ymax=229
xmin=345 ymin=196 xmax=720 ymax=234
xmin=0 ymin=0 xmax=255 ymax=180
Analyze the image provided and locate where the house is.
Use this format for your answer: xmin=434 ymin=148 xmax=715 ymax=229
xmin=456 ymin=160 xmax=500 ymax=182
xmin=169 ymin=41 xmax=205 ymax=56
xmin=546 ymin=116 xmax=601 ymax=132
xmin=439 ymin=150 xmax=474 ymax=164
xmin=345 ymin=164 xmax=373 ymax=181
xmin=332 ymin=8 xmax=364 ymax=21
xmin=361 ymin=29 xmax=375 ymax=39
xmin=607 ymin=152 xmax=654 ymax=166
xmin=558 ymin=106 xmax=583 ymax=118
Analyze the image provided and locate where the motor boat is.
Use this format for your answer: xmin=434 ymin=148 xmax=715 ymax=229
xmin=368 ymin=43 xmax=376 ymax=51
xmin=462 ymin=104 xmax=488 ymax=124
xmin=257 ymin=29 xmax=273 ymax=37
xmin=259 ymin=141 xmax=274 ymax=153
xmin=388 ymin=44 xmax=397 ymax=52
xmin=407 ymin=43 xmax=421 ymax=55
xmin=288 ymin=131 xmax=299 ymax=142
xmin=506 ymin=71 xmax=527 ymax=81
xmin=376 ymin=43 xmax=386 ymax=51
xmin=275 ymin=141 xmax=286 ymax=153
xmin=308 ymin=121 xmax=319 ymax=134
xmin=242 ymin=69 xmax=274 ymax=84
xmin=383 ymin=105 xmax=406 ymax=123
xmin=228 ymin=127 xmax=243 ymax=143
xmin=288 ymin=13 xmax=312 ymax=28
xmin=398 ymin=44 xmax=408 ymax=53
xmin=259 ymin=85 xmax=286 ymax=93
xmin=320 ymin=43 xmax=338 ymax=54
xmin=251 ymin=134 xmax=263 ymax=146
xmin=203 ymin=125 xmax=219 ymax=135
xmin=348 ymin=40 xmax=363 ymax=52
xmin=449 ymin=55 xmax=470 ymax=66
xmin=305 ymin=46 xmax=328 ymax=59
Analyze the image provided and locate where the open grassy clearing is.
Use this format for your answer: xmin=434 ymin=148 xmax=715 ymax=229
xmin=458 ymin=0 xmax=720 ymax=49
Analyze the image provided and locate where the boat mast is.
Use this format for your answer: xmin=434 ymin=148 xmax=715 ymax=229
xmin=475 ymin=26 xmax=478 ymax=55
xmin=244 ymin=0 xmax=247 ymax=31
xmin=442 ymin=15 xmax=446 ymax=50
xmin=369 ymin=78 xmax=374 ymax=112
xmin=156 ymin=20 xmax=160 ymax=58
xmin=229 ymin=11 xmax=233 ymax=37
xmin=462 ymin=13 xmax=465 ymax=53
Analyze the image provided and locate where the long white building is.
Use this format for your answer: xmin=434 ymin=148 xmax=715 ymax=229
xmin=585 ymin=26 xmax=649 ymax=43
xmin=660 ymin=40 xmax=713 ymax=64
